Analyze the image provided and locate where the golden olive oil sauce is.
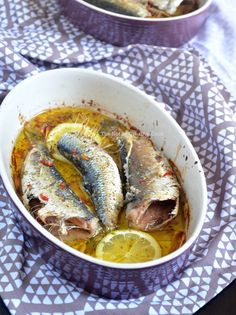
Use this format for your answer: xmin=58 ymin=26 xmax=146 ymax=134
xmin=12 ymin=107 xmax=189 ymax=258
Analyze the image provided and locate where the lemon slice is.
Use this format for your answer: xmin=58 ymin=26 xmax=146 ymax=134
xmin=95 ymin=229 xmax=162 ymax=263
xmin=46 ymin=123 xmax=103 ymax=162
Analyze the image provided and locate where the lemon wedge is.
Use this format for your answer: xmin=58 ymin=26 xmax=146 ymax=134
xmin=95 ymin=229 xmax=162 ymax=263
xmin=46 ymin=123 xmax=103 ymax=162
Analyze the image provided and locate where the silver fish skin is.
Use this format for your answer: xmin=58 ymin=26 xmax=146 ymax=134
xmin=21 ymin=145 xmax=101 ymax=241
xmin=84 ymin=0 xmax=150 ymax=17
xmin=118 ymin=132 xmax=179 ymax=231
xmin=57 ymin=133 xmax=124 ymax=229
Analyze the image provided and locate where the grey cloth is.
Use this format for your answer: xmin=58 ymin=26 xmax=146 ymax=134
xmin=0 ymin=1 xmax=236 ymax=314
xmin=189 ymin=0 xmax=236 ymax=99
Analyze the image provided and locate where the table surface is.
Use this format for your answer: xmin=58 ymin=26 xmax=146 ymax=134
xmin=196 ymin=279 xmax=236 ymax=315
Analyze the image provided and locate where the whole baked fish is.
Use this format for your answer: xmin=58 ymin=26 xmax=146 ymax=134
xmin=57 ymin=133 xmax=124 ymax=229
xmin=118 ymin=132 xmax=179 ymax=231
xmin=84 ymin=0 xmax=150 ymax=17
xmin=84 ymin=0 xmax=185 ymax=17
xmin=21 ymin=145 xmax=101 ymax=241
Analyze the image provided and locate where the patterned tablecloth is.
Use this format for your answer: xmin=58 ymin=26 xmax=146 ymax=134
xmin=0 ymin=1 xmax=236 ymax=314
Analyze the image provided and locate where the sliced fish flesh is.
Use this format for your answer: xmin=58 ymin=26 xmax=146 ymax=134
xmin=57 ymin=133 xmax=124 ymax=229
xmin=118 ymin=132 xmax=179 ymax=231
xmin=21 ymin=145 xmax=101 ymax=241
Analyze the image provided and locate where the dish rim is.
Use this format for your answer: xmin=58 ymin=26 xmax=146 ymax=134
xmin=73 ymin=0 xmax=213 ymax=22
xmin=0 ymin=68 xmax=208 ymax=270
